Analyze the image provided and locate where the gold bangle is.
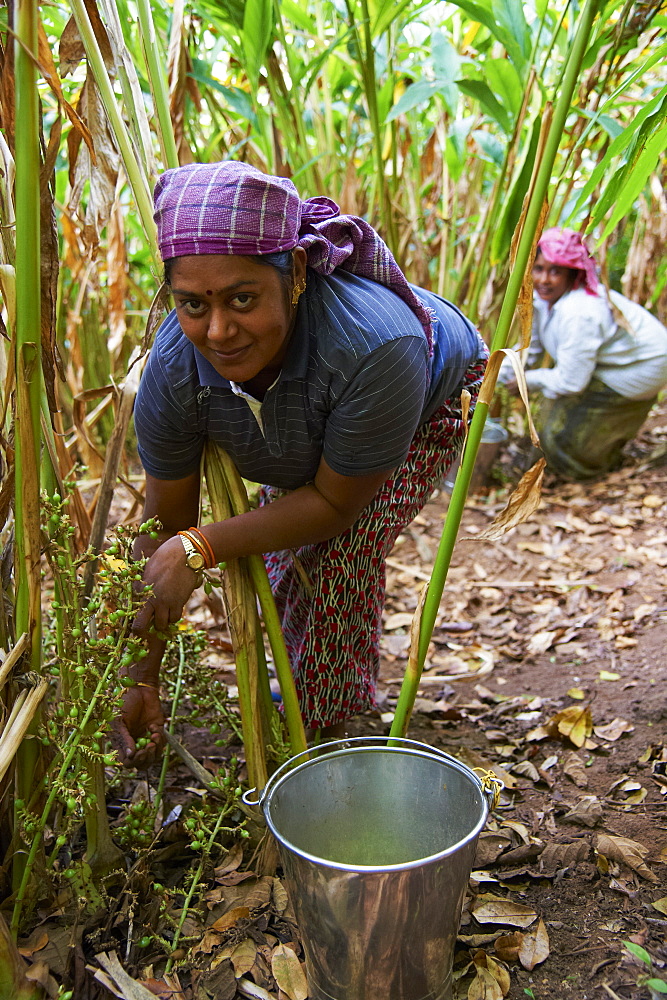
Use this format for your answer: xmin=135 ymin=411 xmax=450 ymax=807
xmin=135 ymin=681 xmax=158 ymax=690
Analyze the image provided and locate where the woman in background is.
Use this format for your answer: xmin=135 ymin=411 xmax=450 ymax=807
xmin=506 ymin=227 xmax=667 ymax=480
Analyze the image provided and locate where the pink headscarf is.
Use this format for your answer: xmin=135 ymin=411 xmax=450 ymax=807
xmin=537 ymin=227 xmax=599 ymax=296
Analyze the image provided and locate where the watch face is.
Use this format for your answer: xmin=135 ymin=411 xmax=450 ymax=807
xmin=187 ymin=552 xmax=205 ymax=571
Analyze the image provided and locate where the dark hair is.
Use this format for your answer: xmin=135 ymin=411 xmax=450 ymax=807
xmin=163 ymin=250 xmax=297 ymax=294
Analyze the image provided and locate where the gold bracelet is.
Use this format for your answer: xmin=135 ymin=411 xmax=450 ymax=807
xmin=135 ymin=681 xmax=158 ymax=690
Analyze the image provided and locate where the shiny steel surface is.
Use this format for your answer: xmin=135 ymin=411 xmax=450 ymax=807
xmin=263 ymin=738 xmax=488 ymax=1000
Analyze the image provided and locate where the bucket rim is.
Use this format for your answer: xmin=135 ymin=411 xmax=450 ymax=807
xmin=257 ymin=737 xmax=491 ymax=873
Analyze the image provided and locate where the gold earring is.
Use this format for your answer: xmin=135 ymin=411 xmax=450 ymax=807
xmin=291 ymin=280 xmax=306 ymax=306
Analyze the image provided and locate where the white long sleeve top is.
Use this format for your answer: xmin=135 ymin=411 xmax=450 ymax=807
xmin=525 ymin=287 xmax=667 ymax=401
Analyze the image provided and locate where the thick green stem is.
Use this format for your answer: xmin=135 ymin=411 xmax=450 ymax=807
xmin=247 ymin=556 xmax=307 ymax=755
xmin=13 ymin=0 xmax=43 ymax=905
xmin=390 ymin=0 xmax=602 ymax=739
xmin=136 ymin=0 xmax=180 ymax=171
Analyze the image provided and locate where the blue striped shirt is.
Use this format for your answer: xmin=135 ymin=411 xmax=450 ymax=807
xmin=134 ymin=270 xmax=483 ymax=489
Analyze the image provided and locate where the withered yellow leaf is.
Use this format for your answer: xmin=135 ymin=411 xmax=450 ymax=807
xmin=467 ymin=966 xmax=506 ymax=1000
xmin=553 ymin=705 xmax=593 ymax=748
xmin=651 ymin=897 xmax=667 ymax=915
xmin=472 ymin=950 xmax=511 ymax=994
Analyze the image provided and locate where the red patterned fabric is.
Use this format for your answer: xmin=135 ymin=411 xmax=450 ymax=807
xmin=261 ymin=354 xmax=487 ymax=729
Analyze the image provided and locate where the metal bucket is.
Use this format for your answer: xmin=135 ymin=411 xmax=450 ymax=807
xmin=444 ymin=418 xmax=509 ymax=494
xmin=245 ymin=737 xmax=500 ymax=1000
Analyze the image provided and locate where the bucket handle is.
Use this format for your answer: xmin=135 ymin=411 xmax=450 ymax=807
xmin=242 ymin=736 xmax=503 ymax=810
xmin=473 ymin=767 xmax=504 ymax=811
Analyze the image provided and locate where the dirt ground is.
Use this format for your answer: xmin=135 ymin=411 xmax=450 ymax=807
xmin=32 ymin=402 xmax=667 ymax=1000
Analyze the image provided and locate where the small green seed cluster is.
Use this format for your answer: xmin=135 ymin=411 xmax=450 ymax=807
xmin=114 ymin=797 xmax=154 ymax=850
xmin=183 ymin=757 xmax=249 ymax=853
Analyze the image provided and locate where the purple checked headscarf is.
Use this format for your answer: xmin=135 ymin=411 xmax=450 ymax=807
xmin=153 ymin=161 xmax=435 ymax=350
xmin=537 ymin=227 xmax=599 ymax=296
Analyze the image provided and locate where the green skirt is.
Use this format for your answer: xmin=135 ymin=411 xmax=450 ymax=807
xmin=537 ymin=377 xmax=656 ymax=481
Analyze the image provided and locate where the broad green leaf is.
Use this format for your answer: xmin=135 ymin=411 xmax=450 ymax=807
xmin=242 ymin=0 xmax=275 ymax=90
xmin=490 ymin=115 xmax=541 ymax=265
xmin=190 ymin=62 xmax=257 ymax=124
xmin=569 ymin=86 xmax=667 ymax=222
xmin=598 ymin=120 xmax=667 ymax=240
xmin=385 ymin=79 xmax=447 ymax=122
xmin=280 ymin=0 xmax=315 ymax=31
xmin=456 ymin=78 xmax=511 ymax=133
xmin=576 ymin=109 xmax=624 ymax=140
xmin=472 ymin=129 xmax=505 ymax=166
xmin=432 ymin=30 xmax=461 ymax=81
xmin=448 ymin=0 xmax=526 ymax=70
xmin=484 ymin=57 xmax=523 ymax=119
xmin=492 ymin=0 xmax=531 ymax=71
xmin=646 ymin=979 xmax=667 ymax=993
xmin=373 ymin=0 xmax=430 ymax=37
xmin=623 ymin=941 xmax=652 ymax=967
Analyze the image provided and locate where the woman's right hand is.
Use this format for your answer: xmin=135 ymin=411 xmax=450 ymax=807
xmin=113 ymin=683 xmax=166 ymax=767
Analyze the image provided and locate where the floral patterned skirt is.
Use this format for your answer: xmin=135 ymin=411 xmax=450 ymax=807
xmin=261 ymin=354 xmax=487 ymax=729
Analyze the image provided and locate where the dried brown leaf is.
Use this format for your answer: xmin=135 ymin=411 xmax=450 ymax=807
xmin=472 ymin=893 xmax=538 ymax=928
xmin=595 ymin=834 xmax=657 ymax=882
xmin=229 ymin=939 xmax=258 ymax=978
xmin=494 ymin=931 xmax=524 ymax=962
xmin=594 ymin=718 xmax=635 ymax=741
xmin=271 ymin=878 xmax=290 ymax=916
xmin=467 ymin=965 xmax=506 ymax=999
xmin=465 ymin=461 xmax=546 ymax=542
xmin=518 ymin=917 xmax=550 ymax=970
xmin=210 ymin=906 xmax=250 ymax=933
xmin=271 ymin=944 xmax=308 ymax=1000
xmin=475 ymin=832 xmax=513 ymax=867
xmin=472 ymin=950 xmax=511 ymax=993
xmin=562 ymin=752 xmax=589 ymax=789
xmin=214 ymin=843 xmax=245 ymax=879
xmin=539 ymin=839 xmax=591 ymax=875
xmin=564 ymin=795 xmax=603 ymax=828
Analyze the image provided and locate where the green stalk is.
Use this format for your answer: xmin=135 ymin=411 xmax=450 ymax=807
xmin=164 ymin=808 xmax=226 ymax=975
xmin=247 ymin=556 xmax=307 ymax=755
xmin=204 ymin=446 xmax=307 ymax=760
xmin=136 ymin=0 xmax=180 ymax=170
xmin=390 ymin=0 xmax=602 ymax=739
xmin=154 ymin=635 xmax=186 ymax=820
xmin=347 ymin=0 xmax=395 ymax=248
xmin=14 ymin=0 xmax=41 ymax=663
xmin=69 ymin=0 xmax=159 ymax=266
xmin=13 ymin=0 xmax=43 ymax=904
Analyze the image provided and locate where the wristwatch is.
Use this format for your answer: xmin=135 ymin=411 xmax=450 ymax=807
xmin=179 ymin=533 xmax=205 ymax=573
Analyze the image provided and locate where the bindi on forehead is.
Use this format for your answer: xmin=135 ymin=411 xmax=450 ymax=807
xmin=206 ymin=290 xmax=213 ymax=296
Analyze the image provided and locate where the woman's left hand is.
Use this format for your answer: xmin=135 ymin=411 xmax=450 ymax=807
xmin=133 ymin=535 xmax=200 ymax=634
